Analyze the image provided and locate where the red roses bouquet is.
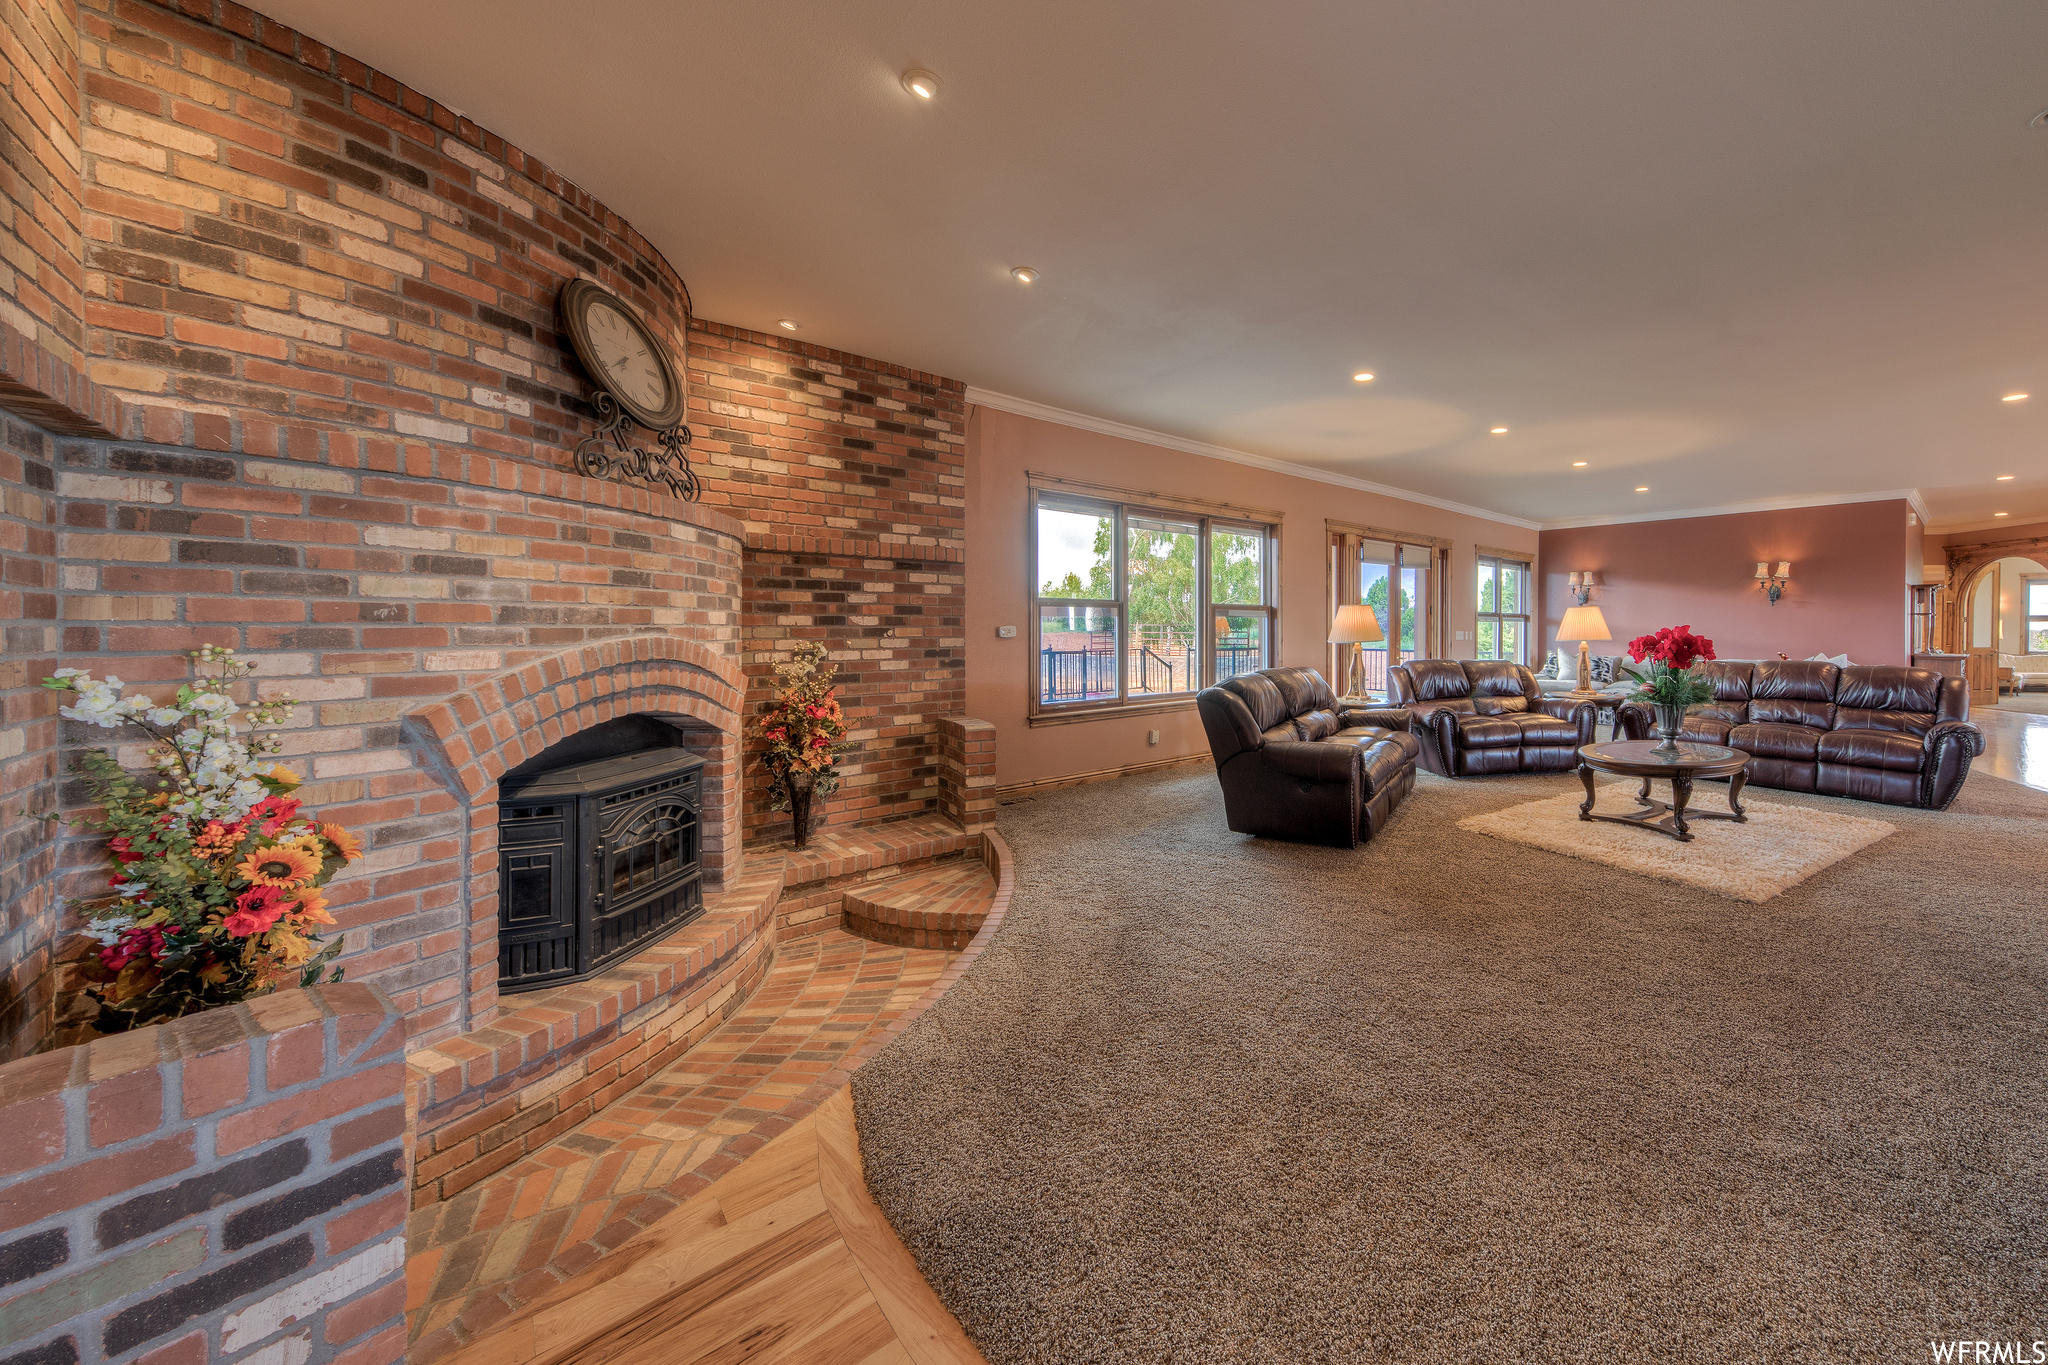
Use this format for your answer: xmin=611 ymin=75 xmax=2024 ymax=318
xmin=758 ymin=640 xmax=851 ymax=848
xmin=42 ymin=646 xmax=356 ymax=1031
xmin=1622 ymin=625 xmax=1717 ymax=706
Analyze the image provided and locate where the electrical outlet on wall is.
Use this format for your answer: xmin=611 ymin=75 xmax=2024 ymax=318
xmin=996 ymin=625 xmax=1017 ymax=638
xmin=1147 ymin=729 xmax=1160 ymax=746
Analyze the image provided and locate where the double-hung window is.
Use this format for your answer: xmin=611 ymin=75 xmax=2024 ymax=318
xmin=2028 ymin=577 xmax=2048 ymax=653
xmin=1475 ymin=554 xmax=1530 ymax=665
xmin=1032 ymin=490 xmax=1276 ymax=718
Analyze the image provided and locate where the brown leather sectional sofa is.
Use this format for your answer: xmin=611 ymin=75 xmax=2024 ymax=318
xmin=1196 ymin=666 xmax=1422 ymax=847
xmin=1384 ymin=660 xmax=1599 ymax=777
xmin=1615 ymin=660 xmax=1983 ymax=809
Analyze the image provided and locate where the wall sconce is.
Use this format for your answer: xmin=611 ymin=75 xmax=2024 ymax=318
xmin=1565 ymin=570 xmax=1599 ymax=606
xmin=1755 ymin=561 xmax=1791 ymax=604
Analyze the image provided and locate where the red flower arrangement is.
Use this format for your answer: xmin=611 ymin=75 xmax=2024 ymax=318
xmin=757 ymin=641 xmax=851 ymax=848
xmin=1622 ymin=624 xmax=1717 ymax=705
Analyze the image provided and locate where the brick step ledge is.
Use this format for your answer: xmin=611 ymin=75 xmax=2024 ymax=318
xmin=406 ymin=818 xmax=998 ymax=1208
xmin=406 ymin=865 xmax=785 ymax=1209
xmin=766 ymin=813 xmax=981 ymax=939
xmin=842 ymin=859 xmax=997 ymax=950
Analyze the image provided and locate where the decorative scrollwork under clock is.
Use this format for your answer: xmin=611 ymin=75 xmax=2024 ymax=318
xmin=559 ymin=278 xmax=700 ymax=502
xmin=573 ymin=391 xmax=700 ymax=502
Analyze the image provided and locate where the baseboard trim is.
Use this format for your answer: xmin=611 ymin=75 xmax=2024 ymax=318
xmin=993 ymin=752 xmax=1212 ymax=803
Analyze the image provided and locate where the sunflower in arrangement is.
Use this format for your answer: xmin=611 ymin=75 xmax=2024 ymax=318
xmin=41 ymin=645 xmax=358 ymax=1031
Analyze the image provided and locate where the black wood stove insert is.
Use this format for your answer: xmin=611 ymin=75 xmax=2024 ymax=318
xmin=495 ymin=718 xmax=705 ymax=992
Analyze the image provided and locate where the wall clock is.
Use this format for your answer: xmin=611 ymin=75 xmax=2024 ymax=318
xmin=558 ymin=279 xmax=697 ymax=500
xmin=561 ymin=278 xmax=686 ymax=431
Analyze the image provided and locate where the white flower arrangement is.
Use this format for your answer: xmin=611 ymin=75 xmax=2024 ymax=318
xmin=53 ymin=645 xmax=295 ymax=823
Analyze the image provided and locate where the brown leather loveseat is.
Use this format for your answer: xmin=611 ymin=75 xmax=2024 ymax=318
xmin=1384 ymin=660 xmax=1599 ymax=777
xmin=1196 ymin=666 xmax=1422 ymax=847
xmin=1615 ymin=660 xmax=1982 ymax=809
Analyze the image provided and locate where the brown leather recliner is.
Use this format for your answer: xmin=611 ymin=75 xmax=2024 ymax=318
xmin=1615 ymin=661 xmax=1982 ymax=809
xmin=1384 ymin=660 xmax=1599 ymax=777
xmin=1196 ymin=666 xmax=1422 ymax=847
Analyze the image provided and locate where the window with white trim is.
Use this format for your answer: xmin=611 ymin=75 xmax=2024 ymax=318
xmin=1475 ymin=554 xmax=1530 ymax=665
xmin=1032 ymin=490 xmax=1276 ymax=716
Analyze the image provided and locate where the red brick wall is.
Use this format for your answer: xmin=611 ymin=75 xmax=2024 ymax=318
xmin=73 ymin=0 xmax=690 ymax=454
xmin=0 ymin=983 xmax=408 ymax=1365
xmin=688 ymin=325 xmax=966 ymax=840
xmin=0 ymin=418 xmax=61 ymax=1061
xmin=0 ymin=0 xmax=970 ymax=1059
xmin=0 ymin=0 xmax=89 ymax=375
xmin=39 ymin=443 xmax=743 ymax=1049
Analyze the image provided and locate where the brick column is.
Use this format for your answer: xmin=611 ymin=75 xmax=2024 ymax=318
xmin=0 ymin=984 xmax=408 ymax=1365
xmin=935 ymin=716 xmax=997 ymax=830
xmin=0 ymin=420 xmax=62 ymax=1061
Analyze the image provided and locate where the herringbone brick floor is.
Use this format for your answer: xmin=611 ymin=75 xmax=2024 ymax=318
xmin=404 ymin=928 xmax=956 ymax=1360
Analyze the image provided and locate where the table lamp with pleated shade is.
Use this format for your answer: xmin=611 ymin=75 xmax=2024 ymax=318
xmin=1328 ymin=604 xmax=1383 ymax=697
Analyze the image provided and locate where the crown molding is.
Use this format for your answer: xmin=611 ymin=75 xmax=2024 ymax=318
xmin=1924 ymin=514 xmax=2048 ymax=539
xmin=1539 ymin=487 xmax=1930 ymax=532
xmin=965 ymin=386 xmax=1543 ymax=532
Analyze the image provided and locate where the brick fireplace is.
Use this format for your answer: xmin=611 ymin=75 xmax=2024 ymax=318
xmin=0 ymin=2 xmax=975 ymax=1362
xmin=0 ymin=0 xmax=968 ymax=1065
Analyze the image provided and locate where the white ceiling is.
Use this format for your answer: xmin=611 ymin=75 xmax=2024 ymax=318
xmin=260 ymin=0 xmax=2048 ymax=532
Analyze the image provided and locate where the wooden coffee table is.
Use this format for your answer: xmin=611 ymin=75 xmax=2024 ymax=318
xmin=1576 ymin=739 xmax=1751 ymax=843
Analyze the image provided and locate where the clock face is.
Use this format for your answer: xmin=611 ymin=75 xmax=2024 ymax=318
xmin=583 ymin=296 xmax=668 ymax=412
xmin=560 ymin=280 xmax=684 ymax=431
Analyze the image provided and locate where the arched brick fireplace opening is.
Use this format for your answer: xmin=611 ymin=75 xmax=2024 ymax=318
xmin=403 ymin=636 xmax=745 ymax=1027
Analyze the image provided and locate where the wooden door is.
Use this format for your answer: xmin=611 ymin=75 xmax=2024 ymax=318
xmin=1967 ymin=647 xmax=2000 ymax=708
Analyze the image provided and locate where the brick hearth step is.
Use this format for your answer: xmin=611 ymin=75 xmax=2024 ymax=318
xmin=842 ymin=859 xmax=997 ymax=950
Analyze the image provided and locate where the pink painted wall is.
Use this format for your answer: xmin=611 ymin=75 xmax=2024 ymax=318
xmin=967 ymin=405 xmax=1539 ymax=789
xmin=1537 ymin=500 xmax=1915 ymax=668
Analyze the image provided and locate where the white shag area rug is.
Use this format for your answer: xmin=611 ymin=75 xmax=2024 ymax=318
xmin=1457 ymin=778 xmax=1897 ymax=902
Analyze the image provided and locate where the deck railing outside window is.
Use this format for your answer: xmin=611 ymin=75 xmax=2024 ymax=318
xmin=1033 ymin=492 xmax=1276 ymax=714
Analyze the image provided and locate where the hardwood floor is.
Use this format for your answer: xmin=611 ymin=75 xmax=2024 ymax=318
xmin=1973 ymin=701 xmax=2048 ymax=792
xmin=407 ymin=931 xmax=956 ymax=1353
xmin=436 ymin=1084 xmax=988 ymax=1365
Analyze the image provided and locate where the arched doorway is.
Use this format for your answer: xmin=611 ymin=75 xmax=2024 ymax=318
xmin=1962 ymin=556 xmax=2048 ymax=658
xmin=1942 ymin=532 xmax=2048 ymax=708
xmin=1941 ymin=533 xmax=2048 ymax=648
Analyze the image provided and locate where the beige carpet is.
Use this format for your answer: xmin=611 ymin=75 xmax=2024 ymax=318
xmin=1457 ymin=778 xmax=1894 ymax=902
xmin=854 ymin=766 xmax=2048 ymax=1365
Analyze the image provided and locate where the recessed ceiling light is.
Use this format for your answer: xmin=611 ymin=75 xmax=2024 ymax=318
xmin=1572 ymin=461 xmax=1588 ymax=467
xmin=1009 ymin=266 xmax=1038 ymax=284
xmin=1995 ymin=511 xmax=2010 ymax=517
xmin=1997 ymin=474 xmax=2015 ymax=480
xmin=777 ymin=319 xmax=800 ymax=331
xmin=901 ymin=69 xmax=942 ymax=100
xmin=1635 ymin=486 xmax=1649 ymax=492
xmin=2003 ymin=392 xmax=2029 ymax=402
xmin=1490 ymin=427 xmax=1509 ymax=435
xmin=1352 ymin=371 xmax=1375 ymax=383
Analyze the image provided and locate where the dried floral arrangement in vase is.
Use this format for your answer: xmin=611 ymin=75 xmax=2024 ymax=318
xmin=758 ymin=640 xmax=850 ymax=849
xmin=40 ymin=646 xmax=358 ymax=1031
